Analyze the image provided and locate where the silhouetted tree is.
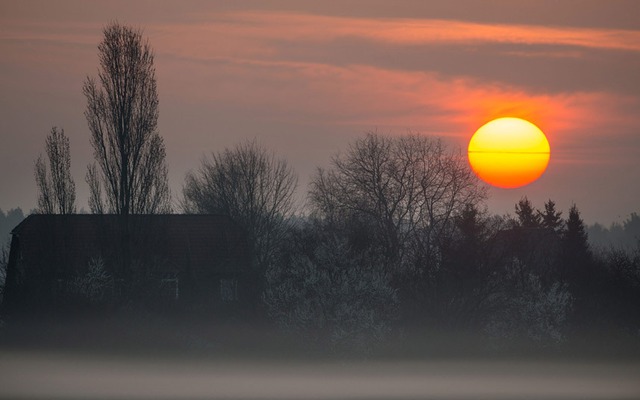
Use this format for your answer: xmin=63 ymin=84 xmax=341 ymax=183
xmin=622 ymin=212 xmax=640 ymax=246
xmin=183 ymin=140 xmax=297 ymax=279
xmin=595 ymin=246 xmax=640 ymax=332
xmin=310 ymin=132 xmax=485 ymax=274
xmin=557 ymin=204 xmax=594 ymax=327
xmin=67 ymin=256 xmax=113 ymax=307
xmin=34 ymin=127 xmax=76 ymax=214
xmin=264 ymin=234 xmax=398 ymax=352
xmin=0 ymin=208 xmax=23 ymax=301
xmin=538 ymin=199 xmax=563 ymax=232
xmin=0 ymin=208 xmax=25 ymax=245
xmin=484 ymin=265 xmax=572 ymax=345
xmin=0 ymin=243 xmax=8 ymax=301
xmin=309 ymin=133 xmax=486 ymax=327
xmin=85 ymin=164 xmax=104 ymax=214
xmin=435 ymin=204 xmax=504 ymax=328
xmin=504 ymin=198 xmax=563 ymax=288
xmin=84 ymin=22 xmax=170 ymax=214
xmin=514 ymin=197 xmax=541 ymax=228
xmin=563 ymin=204 xmax=591 ymax=271
xmin=588 ymin=212 xmax=640 ymax=251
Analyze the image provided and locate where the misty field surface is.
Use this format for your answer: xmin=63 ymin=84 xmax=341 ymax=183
xmin=0 ymin=349 xmax=639 ymax=399
xmin=1 ymin=318 xmax=640 ymax=400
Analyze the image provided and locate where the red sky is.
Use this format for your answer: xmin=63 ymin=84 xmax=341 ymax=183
xmin=1 ymin=0 xmax=639 ymax=224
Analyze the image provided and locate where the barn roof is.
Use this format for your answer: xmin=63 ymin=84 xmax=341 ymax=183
xmin=10 ymin=214 xmax=249 ymax=276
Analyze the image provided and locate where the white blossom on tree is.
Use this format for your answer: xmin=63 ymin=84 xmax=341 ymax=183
xmin=264 ymin=237 xmax=398 ymax=352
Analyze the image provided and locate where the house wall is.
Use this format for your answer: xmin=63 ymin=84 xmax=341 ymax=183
xmin=1 ymin=215 xmax=252 ymax=319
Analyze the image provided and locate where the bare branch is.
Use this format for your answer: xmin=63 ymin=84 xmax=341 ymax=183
xmin=84 ymin=22 xmax=170 ymax=214
xmin=183 ymin=140 xmax=298 ymax=270
xmin=309 ymin=132 xmax=486 ymax=272
xmin=34 ymin=127 xmax=76 ymax=214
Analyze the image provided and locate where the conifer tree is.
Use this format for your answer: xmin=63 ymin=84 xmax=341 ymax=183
xmin=515 ymin=197 xmax=541 ymax=228
xmin=538 ymin=199 xmax=564 ymax=232
xmin=561 ymin=204 xmax=592 ymax=283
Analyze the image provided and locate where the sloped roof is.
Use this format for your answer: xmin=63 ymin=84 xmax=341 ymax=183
xmin=11 ymin=214 xmax=249 ymax=276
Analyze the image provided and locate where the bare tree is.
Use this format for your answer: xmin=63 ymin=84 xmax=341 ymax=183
xmin=310 ymin=132 xmax=485 ymax=272
xmin=34 ymin=127 xmax=76 ymax=214
xmin=183 ymin=140 xmax=297 ymax=271
xmin=84 ymin=22 xmax=170 ymax=214
xmin=85 ymin=163 xmax=104 ymax=215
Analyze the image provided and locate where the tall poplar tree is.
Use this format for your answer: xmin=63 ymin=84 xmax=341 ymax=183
xmin=84 ymin=22 xmax=170 ymax=215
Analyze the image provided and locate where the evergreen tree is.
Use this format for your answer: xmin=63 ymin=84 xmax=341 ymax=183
xmin=564 ymin=204 xmax=590 ymax=258
xmin=437 ymin=203 xmax=493 ymax=327
xmin=561 ymin=204 xmax=592 ymax=284
xmin=538 ymin=199 xmax=563 ymax=232
xmin=515 ymin=197 xmax=541 ymax=228
xmin=449 ymin=203 xmax=494 ymax=269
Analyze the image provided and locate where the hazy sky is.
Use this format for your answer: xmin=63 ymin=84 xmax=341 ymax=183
xmin=1 ymin=0 xmax=639 ymax=224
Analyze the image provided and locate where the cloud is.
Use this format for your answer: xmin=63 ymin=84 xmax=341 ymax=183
xmin=144 ymin=9 xmax=640 ymax=171
xmin=155 ymin=46 xmax=640 ymax=162
xmin=178 ymin=11 xmax=640 ymax=52
xmin=144 ymin=11 xmax=640 ymax=98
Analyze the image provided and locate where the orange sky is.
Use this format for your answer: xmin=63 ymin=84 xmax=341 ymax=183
xmin=1 ymin=0 xmax=639 ymax=224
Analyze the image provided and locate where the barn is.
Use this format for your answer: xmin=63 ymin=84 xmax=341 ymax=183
xmin=1 ymin=214 xmax=252 ymax=317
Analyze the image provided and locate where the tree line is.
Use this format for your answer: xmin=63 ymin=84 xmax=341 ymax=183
xmin=24 ymin=22 xmax=640 ymax=351
xmin=35 ymin=23 xmax=170 ymax=216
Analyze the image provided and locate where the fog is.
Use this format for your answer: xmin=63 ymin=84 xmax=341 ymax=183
xmin=2 ymin=350 xmax=639 ymax=399
xmin=1 ymin=318 xmax=639 ymax=399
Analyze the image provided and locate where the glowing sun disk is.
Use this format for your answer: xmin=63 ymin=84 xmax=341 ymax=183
xmin=468 ymin=117 xmax=550 ymax=189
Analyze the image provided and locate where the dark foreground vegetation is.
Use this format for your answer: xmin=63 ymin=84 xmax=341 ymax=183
xmin=2 ymin=149 xmax=639 ymax=359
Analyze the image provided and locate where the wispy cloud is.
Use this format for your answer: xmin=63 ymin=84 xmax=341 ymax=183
xmin=147 ymin=10 xmax=640 ymax=98
xmin=181 ymin=11 xmax=640 ymax=52
xmin=157 ymin=49 xmax=639 ymax=157
xmin=5 ymin=10 xmax=637 ymax=154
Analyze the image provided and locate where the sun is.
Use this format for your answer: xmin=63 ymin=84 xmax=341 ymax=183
xmin=468 ymin=117 xmax=550 ymax=189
